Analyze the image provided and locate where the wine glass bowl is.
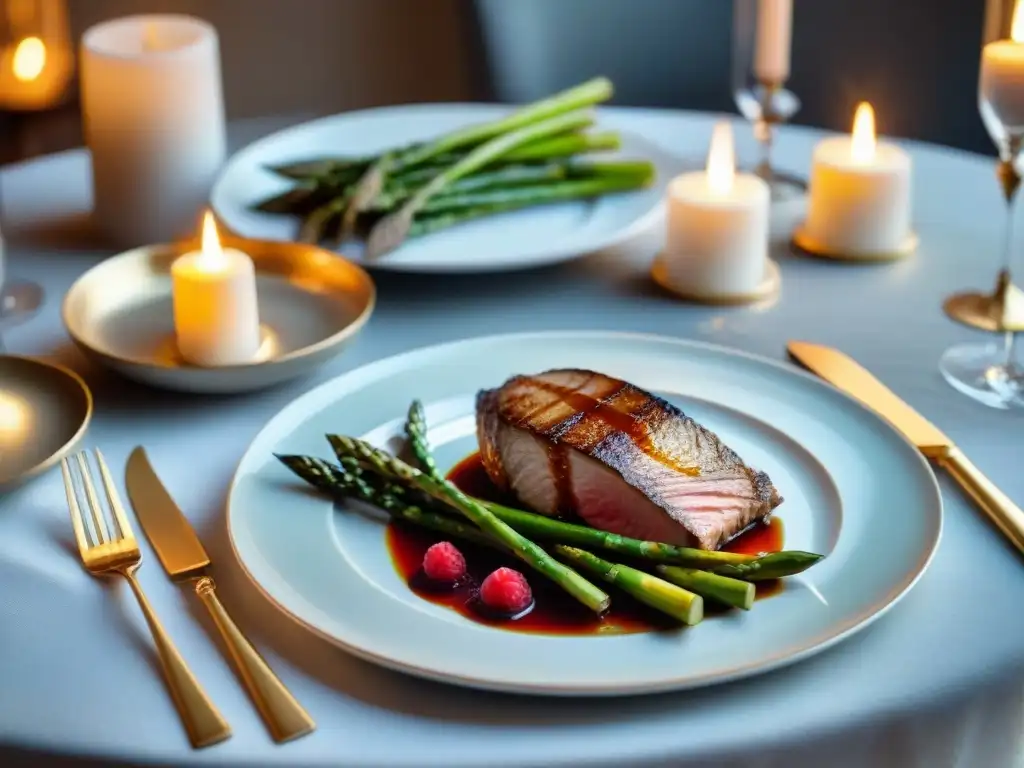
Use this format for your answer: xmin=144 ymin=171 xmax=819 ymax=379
xmin=941 ymin=0 xmax=1024 ymax=409
xmin=0 ymin=280 xmax=44 ymax=327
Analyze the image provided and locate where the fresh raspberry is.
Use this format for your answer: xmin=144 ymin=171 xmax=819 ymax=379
xmin=479 ymin=567 xmax=533 ymax=615
xmin=421 ymin=541 xmax=466 ymax=583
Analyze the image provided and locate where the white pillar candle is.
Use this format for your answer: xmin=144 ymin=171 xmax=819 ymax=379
xmin=171 ymin=212 xmax=261 ymax=367
xmin=80 ymin=14 xmax=226 ymax=248
xmin=802 ymin=102 xmax=913 ymax=256
xmin=753 ymin=0 xmax=793 ymax=84
xmin=657 ymin=122 xmax=770 ymax=297
xmin=980 ymin=0 xmax=1024 ymax=131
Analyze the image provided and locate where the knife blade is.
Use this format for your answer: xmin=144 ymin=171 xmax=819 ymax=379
xmin=786 ymin=341 xmax=1024 ymax=556
xmin=786 ymin=341 xmax=949 ymax=456
xmin=124 ymin=446 xmax=315 ymax=743
xmin=126 ymin=447 xmax=210 ymax=578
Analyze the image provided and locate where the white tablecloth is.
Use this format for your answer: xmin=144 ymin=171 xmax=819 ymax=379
xmin=1 ymin=111 xmax=1022 ymax=768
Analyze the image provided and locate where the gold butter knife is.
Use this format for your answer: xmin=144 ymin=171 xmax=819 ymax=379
xmin=787 ymin=341 xmax=1024 ymax=556
xmin=125 ymin=446 xmax=315 ymax=743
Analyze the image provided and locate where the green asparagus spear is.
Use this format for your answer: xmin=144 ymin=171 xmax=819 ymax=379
xmin=397 ymin=78 xmax=611 ymax=170
xmin=479 ymin=500 xmax=821 ymax=578
xmin=253 ymin=184 xmax=320 ymax=215
xmin=299 ymin=192 xmax=354 ymax=243
xmin=419 ymin=173 xmax=653 ymax=215
xmin=364 ymin=110 xmax=594 ymax=258
xmin=709 ymin=552 xmax=825 ymax=582
xmin=327 ymin=436 xmax=611 ymax=615
xmin=552 ymin=545 xmax=703 ymax=625
xmin=404 ymin=400 xmax=444 ymax=482
xmin=655 ymin=566 xmax=754 ymax=610
xmin=265 ymin=157 xmax=370 ymax=181
xmin=373 ymin=164 xmax=570 ymax=211
xmin=564 ymin=160 xmax=656 ymax=178
xmin=275 ymin=453 xmax=498 ymax=549
xmin=393 ymin=132 xmax=622 ymax=185
xmin=501 ymin=131 xmax=620 ymax=161
xmin=343 ymin=77 xmax=612 ymax=240
xmin=409 ymin=204 xmax=529 ymax=237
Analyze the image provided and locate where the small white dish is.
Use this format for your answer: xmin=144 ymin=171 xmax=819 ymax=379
xmin=61 ymin=238 xmax=375 ymax=394
xmin=226 ymin=331 xmax=942 ymax=696
xmin=210 ymin=104 xmax=687 ymax=273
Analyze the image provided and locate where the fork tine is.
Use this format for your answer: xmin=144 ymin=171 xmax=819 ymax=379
xmin=61 ymin=458 xmax=91 ymax=556
xmin=95 ymin=448 xmax=133 ymax=540
xmin=75 ymin=452 xmax=110 ymax=545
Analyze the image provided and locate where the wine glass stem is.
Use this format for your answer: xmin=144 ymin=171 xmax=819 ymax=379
xmin=1002 ymin=193 xmax=1016 ymax=274
xmin=1001 ymin=192 xmax=1018 ymax=367
xmin=755 ymin=118 xmax=773 ymax=179
xmin=1003 ymin=331 xmax=1016 ymax=368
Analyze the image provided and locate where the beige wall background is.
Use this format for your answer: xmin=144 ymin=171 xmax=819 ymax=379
xmin=68 ymin=0 xmax=478 ymax=119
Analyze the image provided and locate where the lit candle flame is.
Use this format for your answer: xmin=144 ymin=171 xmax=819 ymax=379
xmin=850 ymin=102 xmax=876 ymax=165
xmin=1012 ymin=0 xmax=1024 ymax=42
xmin=706 ymin=121 xmax=735 ymax=196
xmin=198 ymin=211 xmax=228 ymax=272
xmin=12 ymin=37 xmax=45 ymax=82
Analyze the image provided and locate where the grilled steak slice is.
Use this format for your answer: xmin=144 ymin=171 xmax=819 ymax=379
xmin=475 ymin=368 xmax=782 ymax=550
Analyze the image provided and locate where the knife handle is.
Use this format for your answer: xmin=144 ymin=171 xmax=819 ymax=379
xmin=194 ymin=577 xmax=315 ymax=743
xmin=939 ymin=447 xmax=1024 ymax=556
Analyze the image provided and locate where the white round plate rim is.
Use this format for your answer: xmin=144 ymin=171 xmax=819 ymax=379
xmin=210 ymin=103 xmax=678 ymax=273
xmin=226 ymin=330 xmax=942 ymax=696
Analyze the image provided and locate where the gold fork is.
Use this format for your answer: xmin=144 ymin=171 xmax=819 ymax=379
xmin=62 ymin=449 xmax=232 ymax=749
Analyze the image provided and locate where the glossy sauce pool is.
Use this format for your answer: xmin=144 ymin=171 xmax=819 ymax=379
xmin=386 ymin=453 xmax=784 ymax=635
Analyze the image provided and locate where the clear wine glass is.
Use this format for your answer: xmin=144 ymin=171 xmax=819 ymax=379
xmin=731 ymin=0 xmax=805 ymax=203
xmin=940 ymin=0 xmax=1024 ymax=409
xmin=0 ymin=228 xmax=44 ymax=352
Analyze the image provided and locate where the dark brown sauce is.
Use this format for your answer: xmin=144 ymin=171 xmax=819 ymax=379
xmin=522 ymin=376 xmax=701 ymax=477
xmin=386 ymin=453 xmax=785 ymax=635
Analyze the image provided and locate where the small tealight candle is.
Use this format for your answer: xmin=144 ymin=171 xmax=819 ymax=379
xmin=171 ymin=212 xmax=261 ymax=366
xmin=655 ymin=121 xmax=771 ymax=299
xmin=800 ymin=102 xmax=913 ymax=257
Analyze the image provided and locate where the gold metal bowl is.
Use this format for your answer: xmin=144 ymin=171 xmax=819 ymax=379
xmin=61 ymin=237 xmax=376 ymax=394
xmin=0 ymin=356 xmax=92 ymax=490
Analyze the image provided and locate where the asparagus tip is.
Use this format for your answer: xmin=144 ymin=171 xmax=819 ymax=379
xmin=341 ymin=161 xmax=388 ymax=240
xmin=365 ymin=205 xmax=415 ymax=259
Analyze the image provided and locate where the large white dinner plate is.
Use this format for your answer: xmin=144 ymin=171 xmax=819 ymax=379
xmin=210 ymin=104 xmax=684 ymax=273
xmin=227 ymin=331 xmax=942 ymax=696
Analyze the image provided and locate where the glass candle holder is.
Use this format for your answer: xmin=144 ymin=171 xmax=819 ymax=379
xmin=731 ymin=0 xmax=805 ymax=202
xmin=940 ymin=0 xmax=1024 ymax=409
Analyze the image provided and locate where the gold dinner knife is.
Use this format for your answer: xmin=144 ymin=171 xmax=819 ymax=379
xmin=125 ymin=446 xmax=316 ymax=743
xmin=787 ymin=341 xmax=1024 ymax=556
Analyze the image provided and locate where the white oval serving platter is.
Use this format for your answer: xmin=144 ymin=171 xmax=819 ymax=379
xmin=211 ymin=104 xmax=685 ymax=273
